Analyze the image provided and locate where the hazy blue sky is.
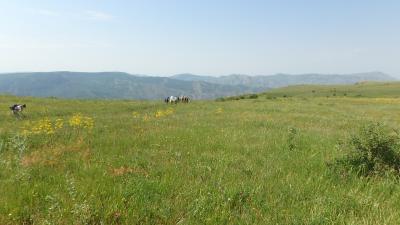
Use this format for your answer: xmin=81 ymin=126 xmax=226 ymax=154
xmin=0 ymin=0 xmax=399 ymax=76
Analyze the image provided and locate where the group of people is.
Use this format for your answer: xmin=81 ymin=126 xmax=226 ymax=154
xmin=164 ymin=95 xmax=190 ymax=104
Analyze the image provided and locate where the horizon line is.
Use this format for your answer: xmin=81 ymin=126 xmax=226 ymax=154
xmin=0 ymin=70 xmax=393 ymax=78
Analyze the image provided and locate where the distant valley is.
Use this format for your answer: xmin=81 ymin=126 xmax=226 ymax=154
xmin=0 ymin=71 xmax=395 ymax=99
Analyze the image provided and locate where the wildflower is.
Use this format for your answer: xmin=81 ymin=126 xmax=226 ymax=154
xmin=155 ymin=110 xmax=164 ymax=118
xmin=82 ymin=117 xmax=94 ymax=129
xmin=43 ymin=118 xmax=54 ymax=134
xmin=25 ymin=117 xmax=55 ymax=135
xmin=69 ymin=113 xmax=94 ymax=129
xmin=69 ymin=113 xmax=83 ymax=127
xmin=216 ymin=108 xmax=223 ymax=114
xmin=165 ymin=108 xmax=174 ymax=115
xmin=55 ymin=118 xmax=64 ymax=129
xmin=132 ymin=111 xmax=140 ymax=118
xmin=143 ymin=114 xmax=150 ymax=122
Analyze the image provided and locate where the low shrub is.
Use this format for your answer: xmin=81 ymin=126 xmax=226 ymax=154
xmin=216 ymin=93 xmax=259 ymax=101
xmin=287 ymin=127 xmax=298 ymax=151
xmin=248 ymin=94 xmax=258 ymax=99
xmin=332 ymin=122 xmax=400 ymax=177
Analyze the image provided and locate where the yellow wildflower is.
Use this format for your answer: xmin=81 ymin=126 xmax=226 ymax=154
xmin=69 ymin=113 xmax=82 ymax=127
xmin=165 ymin=108 xmax=174 ymax=115
xmin=55 ymin=118 xmax=64 ymax=129
xmin=69 ymin=113 xmax=94 ymax=129
xmin=143 ymin=114 xmax=150 ymax=122
xmin=132 ymin=111 xmax=140 ymax=118
xmin=155 ymin=110 xmax=164 ymax=118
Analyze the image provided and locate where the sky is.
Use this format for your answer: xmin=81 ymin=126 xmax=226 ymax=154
xmin=0 ymin=0 xmax=399 ymax=77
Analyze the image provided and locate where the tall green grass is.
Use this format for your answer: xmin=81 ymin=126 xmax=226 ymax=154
xmin=1 ymin=95 xmax=400 ymax=224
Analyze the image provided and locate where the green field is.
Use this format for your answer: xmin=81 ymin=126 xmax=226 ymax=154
xmin=263 ymin=81 xmax=400 ymax=98
xmin=2 ymin=86 xmax=400 ymax=224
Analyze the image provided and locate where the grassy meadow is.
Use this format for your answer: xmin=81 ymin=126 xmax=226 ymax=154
xmin=263 ymin=81 xmax=400 ymax=98
xmin=2 ymin=88 xmax=400 ymax=224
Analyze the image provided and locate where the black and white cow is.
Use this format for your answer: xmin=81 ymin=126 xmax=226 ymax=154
xmin=165 ymin=96 xmax=189 ymax=104
xmin=164 ymin=96 xmax=178 ymax=104
xmin=10 ymin=104 xmax=26 ymax=118
xmin=178 ymin=96 xmax=190 ymax=103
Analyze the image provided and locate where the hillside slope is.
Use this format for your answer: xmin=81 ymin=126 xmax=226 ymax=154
xmin=0 ymin=71 xmax=395 ymax=100
xmin=261 ymin=81 xmax=400 ymax=98
xmin=172 ymin=72 xmax=396 ymax=88
xmin=0 ymin=72 xmax=260 ymax=99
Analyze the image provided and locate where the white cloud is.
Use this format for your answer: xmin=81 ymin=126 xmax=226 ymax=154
xmin=85 ymin=10 xmax=113 ymax=21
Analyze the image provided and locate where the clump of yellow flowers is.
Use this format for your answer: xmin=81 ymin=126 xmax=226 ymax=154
xmin=24 ymin=117 xmax=55 ymax=135
xmin=133 ymin=108 xmax=175 ymax=121
xmin=22 ymin=113 xmax=94 ymax=136
xmin=69 ymin=113 xmax=94 ymax=129
xmin=154 ymin=108 xmax=174 ymax=118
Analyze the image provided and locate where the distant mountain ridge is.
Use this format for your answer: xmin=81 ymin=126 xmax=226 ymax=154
xmin=0 ymin=71 xmax=395 ymax=99
xmin=0 ymin=71 xmax=258 ymax=99
xmin=171 ymin=72 xmax=395 ymax=88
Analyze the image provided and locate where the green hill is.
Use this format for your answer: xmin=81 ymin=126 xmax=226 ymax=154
xmin=261 ymin=81 xmax=400 ymax=98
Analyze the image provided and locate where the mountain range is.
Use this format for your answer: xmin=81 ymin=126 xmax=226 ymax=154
xmin=0 ymin=71 xmax=395 ymax=99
